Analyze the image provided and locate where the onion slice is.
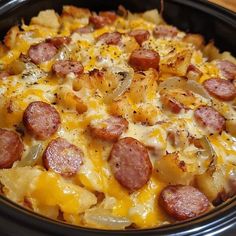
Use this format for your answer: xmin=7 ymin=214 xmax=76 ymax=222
xmin=158 ymin=77 xmax=186 ymax=91
xmin=104 ymin=70 xmax=134 ymax=103
xmin=198 ymin=136 xmax=217 ymax=174
xmin=84 ymin=208 xmax=131 ymax=229
xmin=186 ymin=80 xmax=210 ymax=99
xmin=17 ymin=144 xmax=42 ymax=167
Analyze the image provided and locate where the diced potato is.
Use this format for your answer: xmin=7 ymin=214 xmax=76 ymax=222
xmin=57 ymin=86 xmax=88 ymax=114
xmin=160 ymin=49 xmax=192 ymax=76
xmin=226 ymin=118 xmax=236 ymax=137
xmin=155 ymin=152 xmax=194 ymax=185
xmin=0 ymin=166 xmax=42 ymax=202
xmin=203 ymin=41 xmax=220 ymax=61
xmin=31 ymin=10 xmax=60 ymax=29
xmin=4 ymin=26 xmax=20 ymax=49
xmin=62 ymin=5 xmax=91 ymax=18
xmin=129 ymin=69 xmax=158 ymax=103
xmin=31 ymin=171 xmax=97 ymax=214
xmin=89 ymin=70 xmax=119 ymax=96
xmin=133 ymin=104 xmax=161 ymax=125
xmin=183 ymin=34 xmax=205 ymax=49
xmin=142 ymin=9 xmax=162 ymax=24
xmin=0 ymin=42 xmax=8 ymax=58
xmin=196 ymin=169 xmax=226 ymax=202
xmin=108 ymin=97 xmax=133 ymax=119
xmin=123 ymin=37 xmax=140 ymax=53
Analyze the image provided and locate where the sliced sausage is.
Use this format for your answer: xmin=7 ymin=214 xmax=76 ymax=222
xmin=0 ymin=71 xmax=10 ymax=79
xmin=0 ymin=129 xmax=24 ymax=168
xmin=109 ymin=137 xmax=152 ymax=191
xmin=89 ymin=15 xmax=111 ymax=29
xmin=159 ymin=185 xmax=210 ymax=220
xmin=89 ymin=116 xmax=128 ymax=142
xmin=97 ymin=32 xmax=121 ymax=45
xmin=186 ymin=64 xmax=203 ymax=80
xmin=194 ymin=105 xmax=225 ymax=134
xmin=216 ymin=60 xmax=236 ymax=81
xmin=52 ymin=60 xmax=84 ymax=78
xmin=74 ymin=25 xmax=94 ymax=34
xmin=129 ymin=49 xmax=160 ymax=71
xmin=160 ymin=94 xmax=183 ymax=114
xmin=46 ymin=36 xmax=71 ymax=48
xmin=23 ymin=101 xmax=61 ymax=140
xmin=43 ymin=137 xmax=83 ymax=176
xmin=203 ymin=78 xmax=236 ymax=101
xmin=153 ymin=25 xmax=178 ymax=38
xmin=99 ymin=11 xmax=117 ymax=23
xmin=129 ymin=29 xmax=150 ymax=45
xmin=28 ymin=42 xmax=57 ymax=64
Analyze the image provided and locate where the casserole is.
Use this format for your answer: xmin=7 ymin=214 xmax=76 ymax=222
xmin=0 ymin=0 xmax=235 ymax=236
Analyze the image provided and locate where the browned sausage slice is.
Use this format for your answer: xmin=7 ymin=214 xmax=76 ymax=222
xmin=89 ymin=116 xmax=128 ymax=142
xmin=46 ymin=37 xmax=71 ymax=48
xmin=159 ymin=185 xmax=210 ymax=220
xmin=186 ymin=64 xmax=203 ymax=80
xmin=99 ymin=11 xmax=117 ymax=23
xmin=129 ymin=49 xmax=160 ymax=71
xmin=23 ymin=101 xmax=61 ymax=140
xmin=0 ymin=129 xmax=24 ymax=168
xmin=0 ymin=71 xmax=10 ymax=79
xmin=28 ymin=42 xmax=57 ymax=64
xmin=89 ymin=15 xmax=111 ymax=29
xmin=74 ymin=25 xmax=94 ymax=34
xmin=194 ymin=105 xmax=225 ymax=134
xmin=129 ymin=29 xmax=150 ymax=45
xmin=216 ymin=60 xmax=236 ymax=81
xmin=160 ymin=94 xmax=183 ymax=114
xmin=43 ymin=137 xmax=83 ymax=176
xmin=109 ymin=137 xmax=152 ymax=191
xmin=153 ymin=25 xmax=178 ymax=38
xmin=97 ymin=32 xmax=121 ymax=45
xmin=203 ymin=78 xmax=236 ymax=101
xmin=52 ymin=60 xmax=84 ymax=77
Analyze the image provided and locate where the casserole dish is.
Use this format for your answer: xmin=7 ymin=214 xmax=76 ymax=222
xmin=0 ymin=0 xmax=235 ymax=235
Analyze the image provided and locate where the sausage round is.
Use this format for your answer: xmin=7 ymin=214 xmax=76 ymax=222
xmin=23 ymin=101 xmax=61 ymax=140
xmin=99 ymin=11 xmax=117 ymax=23
xmin=129 ymin=29 xmax=150 ymax=45
xmin=52 ymin=60 xmax=84 ymax=77
xmin=89 ymin=116 xmax=128 ymax=142
xmin=129 ymin=49 xmax=160 ymax=71
xmin=160 ymin=94 xmax=183 ymax=114
xmin=159 ymin=185 xmax=210 ymax=220
xmin=216 ymin=60 xmax=236 ymax=81
xmin=89 ymin=15 xmax=111 ymax=29
xmin=97 ymin=32 xmax=121 ymax=45
xmin=109 ymin=137 xmax=152 ymax=191
xmin=74 ymin=25 xmax=94 ymax=34
xmin=203 ymin=78 xmax=236 ymax=101
xmin=0 ymin=71 xmax=10 ymax=79
xmin=28 ymin=42 xmax=57 ymax=64
xmin=0 ymin=129 xmax=24 ymax=168
xmin=153 ymin=25 xmax=178 ymax=38
xmin=46 ymin=36 xmax=71 ymax=48
xmin=43 ymin=137 xmax=83 ymax=176
xmin=194 ymin=105 xmax=225 ymax=134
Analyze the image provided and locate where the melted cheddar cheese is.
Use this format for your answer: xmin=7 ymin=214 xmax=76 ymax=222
xmin=0 ymin=5 xmax=236 ymax=230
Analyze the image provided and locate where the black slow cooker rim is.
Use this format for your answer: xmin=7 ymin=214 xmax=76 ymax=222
xmin=0 ymin=0 xmax=236 ymax=235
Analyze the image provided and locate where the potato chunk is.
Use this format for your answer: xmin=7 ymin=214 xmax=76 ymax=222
xmin=160 ymin=49 xmax=192 ymax=76
xmin=156 ymin=152 xmax=194 ymax=185
xmin=31 ymin=10 xmax=60 ymax=29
